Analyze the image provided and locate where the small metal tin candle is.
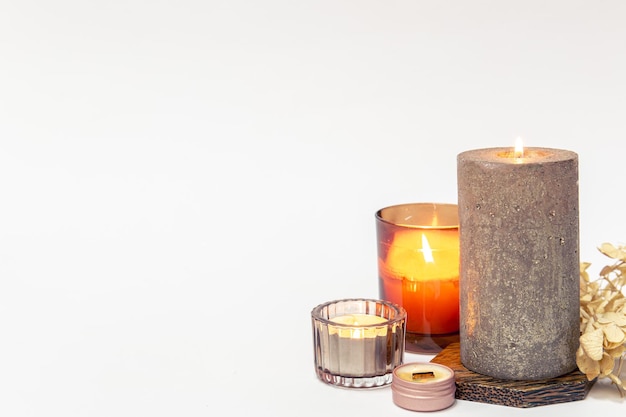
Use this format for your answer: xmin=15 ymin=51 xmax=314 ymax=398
xmin=311 ymin=298 xmax=406 ymax=389
xmin=391 ymin=362 xmax=456 ymax=412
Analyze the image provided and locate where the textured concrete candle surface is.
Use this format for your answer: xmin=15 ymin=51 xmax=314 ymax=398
xmin=457 ymin=147 xmax=579 ymax=380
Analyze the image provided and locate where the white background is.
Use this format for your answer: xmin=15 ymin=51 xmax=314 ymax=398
xmin=1 ymin=1 xmax=625 ymax=416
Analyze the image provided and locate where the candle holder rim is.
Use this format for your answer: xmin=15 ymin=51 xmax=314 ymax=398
xmin=393 ymin=362 xmax=455 ymax=383
xmin=457 ymin=147 xmax=578 ymax=163
xmin=311 ymin=298 xmax=407 ymax=326
xmin=375 ymin=202 xmax=458 ymax=229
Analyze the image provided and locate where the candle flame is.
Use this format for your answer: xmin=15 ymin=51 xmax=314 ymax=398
xmin=422 ymin=234 xmax=434 ymax=263
xmin=514 ymin=137 xmax=524 ymax=158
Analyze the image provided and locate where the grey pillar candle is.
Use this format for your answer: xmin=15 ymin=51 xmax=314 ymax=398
xmin=457 ymin=147 xmax=579 ymax=380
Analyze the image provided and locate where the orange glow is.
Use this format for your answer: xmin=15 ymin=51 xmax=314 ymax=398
xmin=379 ymin=229 xmax=459 ymax=334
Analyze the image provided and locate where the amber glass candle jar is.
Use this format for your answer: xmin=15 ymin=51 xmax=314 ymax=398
xmin=376 ymin=203 xmax=459 ymax=354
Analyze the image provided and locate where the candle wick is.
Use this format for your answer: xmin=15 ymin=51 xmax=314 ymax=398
xmin=514 ymin=137 xmax=524 ymax=158
xmin=412 ymin=371 xmax=435 ymax=381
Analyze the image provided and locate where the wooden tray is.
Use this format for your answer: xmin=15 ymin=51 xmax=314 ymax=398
xmin=430 ymin=342 xmax=595 ymax=408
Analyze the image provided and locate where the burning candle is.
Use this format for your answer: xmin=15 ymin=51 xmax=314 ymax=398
xmin=457 ymin=141 xmax=579 ymax=380
xmin=329 ymin=313 xmax=387 ymax=340
xmin=311 ymin=299 xmax=406 ymax=388
xmin=376 ymin=203 xmax=460 ymax=354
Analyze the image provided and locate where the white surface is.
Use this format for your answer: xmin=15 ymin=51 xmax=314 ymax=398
xmin=1 ymin=1 xmax=625 ymax=415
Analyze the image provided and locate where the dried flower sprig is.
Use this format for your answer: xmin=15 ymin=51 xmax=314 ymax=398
xmin=577 ymin=242 xmax=626 ymax=396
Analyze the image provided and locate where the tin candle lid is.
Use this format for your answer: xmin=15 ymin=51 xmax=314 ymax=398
xmin=391 ymin=362 xmax=456 ymax=412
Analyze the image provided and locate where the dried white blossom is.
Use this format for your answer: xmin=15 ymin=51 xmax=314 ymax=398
xmin=578 ymin=243 xmax=626 ymax=396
